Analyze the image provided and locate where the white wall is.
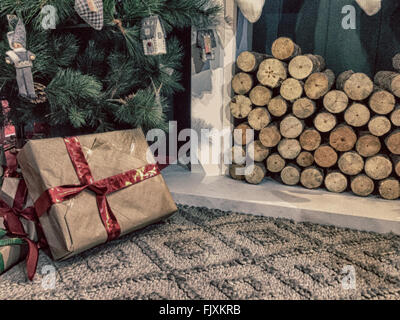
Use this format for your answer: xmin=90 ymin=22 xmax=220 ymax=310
xmin=190 ymin=0 xmax=238 ymax=176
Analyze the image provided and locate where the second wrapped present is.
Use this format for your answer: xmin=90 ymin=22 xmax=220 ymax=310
xmin=17 ymin=129 xmax=177 ymax=260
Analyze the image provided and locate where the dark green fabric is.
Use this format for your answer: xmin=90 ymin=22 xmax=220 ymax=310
xmin=253 ymin=0 xmax=400 ymax=76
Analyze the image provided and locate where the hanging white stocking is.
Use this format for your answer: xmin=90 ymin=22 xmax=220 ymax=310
xmin=356 ymin=0 xmax=382 ymax=16
xmin=235 ymin=0 xmax=265 ymax=23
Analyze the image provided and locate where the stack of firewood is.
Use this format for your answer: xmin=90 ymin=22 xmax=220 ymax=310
xmin=230 ymin=37 xmax=400 ymax=200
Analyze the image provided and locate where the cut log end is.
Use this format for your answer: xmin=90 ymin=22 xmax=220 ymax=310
xmin=365 ymin=155 xmax=393 ymax=180
xmin=356 ymin=133 xmax=381 ymax=157
xmin=257 ymin=59 xmax=288 ymax=89
xmin=278 ymin=139 xmax=301 ymax=160
xmin=237 ymin=51 xmax=270 ymax=73
xmin=245 ymin=163 xmax=267 ymax=185
xmin=338 ymin=71 xmax=374 ymax=101
xmin=280 ymin=114 xmax=305 ymax=139
xmin=368 ymin=116 xmax=392 ymax=137
xmin=249 ymin=85 xmax=272 ymax=107
xmin=248 ymin=107 xmax=271 ymax=131
xmin=338 ymin=151 xmax=364 ymax=176
xmin=280 ymin=78 xmax=304 ymax=102
xmin=379 ymin=178 xmax=400 ymax=200
xmin=248 ymin=140 xmax=270 ymax=162
xmin=329 ymin=125 xmax=357 ymax=152
xmin=260 ymin=123 xmax=282 ymax=148
xmin=314 ymin=112 xmax=337 ymax=133
xmin=281 ymin=164 xmax=301 ymax=186
xmin=232 ymin=72 xmax=253 ymax=95
xmin=233 ymin=123 xmax=253 ymax=146
xmin=385 ymin=130 xmax=400 ymax=155
xmin=229 ymin=164 xmax=245 ymax=181
xmin=323 ymin=90 xmax=349 ymax=114
xmin=369 ymin=90 xmax=395 ymax=115
xmin=344 ymin=103 xmax=371 ymax=128
xmin=390 ymin=106 xmax=400 ymax=126
xmin=314 ymin=145 xmax=338 ymax=168
xmin=266 ymin=153 xmax=286 ymax=173
xmin=296 ymin=151 xmax=314 ymax=168
xmin=374 ymin=71 xmax=400 ymax=98
xmin=325 ymin=171 xmax=348 ymax=193
xmin=300 ymin=167 xmax=324 ymax=189
xmin=300 ymin=128 xmax=321 ymax=151
xmin=351 ymin=175 xmax=375 ymax=197
xmin=271 ymin=37 xmax=301 ymax=61
xmin=267 ymin=96 xmax=288 ymax=117
xmin=293 ymin=98 xmax=316 ymax=119
xmin=304 ymin=70 xmax=335 ymax=100
xmin=230 ymin=95 xmax=252 ymax=119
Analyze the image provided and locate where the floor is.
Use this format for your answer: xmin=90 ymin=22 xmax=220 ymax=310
xmin=1 ymin=205 xmax=399 ymax=300
xmin=163 ymin=165 xmax=400 ymax=235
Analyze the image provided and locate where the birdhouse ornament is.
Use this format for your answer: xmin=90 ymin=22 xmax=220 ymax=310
xmin=197 ymin=30 xmax=217 ymax=62
xmin=140 ymin=15 xmax=167 ymax=56
xmin=5 ymin=17 xmax=37 ymax=100
xmin=75 ymin=0 xmax=104 ymax=30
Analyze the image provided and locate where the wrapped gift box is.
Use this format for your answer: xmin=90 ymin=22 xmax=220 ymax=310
xmin=0 ymin=178 xmax=38 ymax=277
xmin=17 ymin=129 xmax=177 ymax=261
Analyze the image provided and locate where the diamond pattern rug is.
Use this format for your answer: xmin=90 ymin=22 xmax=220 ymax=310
xmin=1 ymin=205 xmax=400 ymax=300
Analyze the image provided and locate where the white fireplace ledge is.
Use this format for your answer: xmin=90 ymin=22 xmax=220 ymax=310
xmin=162 ymin=165 xmax=400 ymax=235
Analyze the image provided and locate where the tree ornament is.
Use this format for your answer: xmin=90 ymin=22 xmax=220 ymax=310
xmin=140 ymin=15 xmax=167 ymax=56
xmin=29 ymin=83 xmax=47 ymax=104
xmin=5 ymin=17 xmax=37 ymax=100
xmin=197 ymin=30 xmax=217 ymax=62
xmin=75 ymin=0 xmax=104 ymax=30
xmin=235 ymin=0 xmax=265 ymax=23
xmin=355 ymin=0 xmax=382 ymax=16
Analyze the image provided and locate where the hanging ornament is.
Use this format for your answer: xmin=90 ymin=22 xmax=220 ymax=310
xmin=355 ymin=0 xmax=382 ymax=16
xmin=140 ymin=15 xmax=167 ymax=56
xmin=75 ymin=0 xmax=104 ymax=30
xmin=235 ymin=0 xmax=265 ymax=23
xmin=5 ymin=17 xmax=37 ymax=100
xmin=29 ymin=83 xmax=47 ymax=104
xmin=197 ymin=29 xmax=217 ymax=62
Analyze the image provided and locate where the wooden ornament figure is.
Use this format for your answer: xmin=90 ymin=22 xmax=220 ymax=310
xmin=75 ymin=0 xmax=104 ymax=30
xmin=5 ymin=17 xmax=37 ymax=100
xmin=197 ymin=29 xmax=217 ymax=62
xmin=140 ymin=15 xmax=167 ymax=56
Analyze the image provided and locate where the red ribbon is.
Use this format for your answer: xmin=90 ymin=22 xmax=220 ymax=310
xmin=0 ymin=179 xmax=39 ymax=280
xmin=35 ymin=137 xmax=161 ymax=242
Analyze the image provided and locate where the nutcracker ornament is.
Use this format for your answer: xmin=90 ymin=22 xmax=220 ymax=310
xmin=5 ymin=17 xmax=37 ymax=101
xmin=197 ymin=30 xmax=217 ymax=62
xmin=140 ymin=15 xmax=167 ymax=56
xmin=75 ymin=0 xmax=104 ymax=30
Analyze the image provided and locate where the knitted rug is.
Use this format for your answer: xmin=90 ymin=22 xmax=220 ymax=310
xmin=1 ymin=205 xmax=400 ymax=300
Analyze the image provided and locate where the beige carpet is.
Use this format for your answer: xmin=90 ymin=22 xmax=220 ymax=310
xmin=1 ymin=205 xmax=400 ymax=300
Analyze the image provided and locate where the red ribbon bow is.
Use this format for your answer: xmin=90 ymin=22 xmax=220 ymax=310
xmin=0 ymin=179 xmax=39 ymax=280
xmin=35 ymin=137 xmax=161 ymax=242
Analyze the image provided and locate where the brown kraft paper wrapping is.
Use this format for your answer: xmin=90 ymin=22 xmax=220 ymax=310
xmin=0 ymin=238 xmax=27 ymax=275
xmin=17 ymin=129 xmax=177 ymax=261
xmin=0 ymin=177 xmax=38 ymax=241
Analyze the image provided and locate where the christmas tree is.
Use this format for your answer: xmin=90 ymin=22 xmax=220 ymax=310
xmin=0 ymin=0 xmax=220 ymax=135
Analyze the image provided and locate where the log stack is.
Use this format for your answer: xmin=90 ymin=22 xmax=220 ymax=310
xmin=229 ymin=37 xmax=400 ymax=200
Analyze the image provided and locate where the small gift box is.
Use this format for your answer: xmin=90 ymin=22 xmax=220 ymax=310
xmin=17 ymin=129 xmax=177 ymax=261
xmin=0 ymin=178 xmax=39 ymax=279
xmin=0 ymin=229 xmax=27 ymax=276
